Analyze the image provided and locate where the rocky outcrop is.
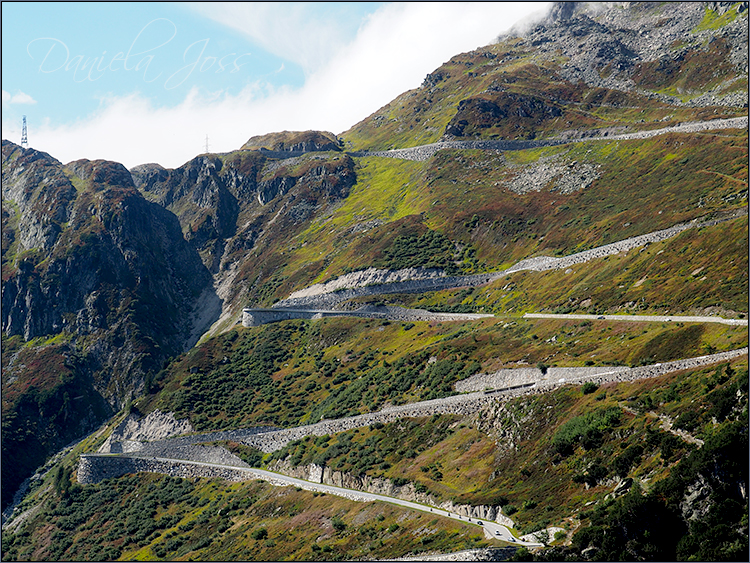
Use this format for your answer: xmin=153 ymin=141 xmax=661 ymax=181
xmin=1 ymin=140 xmax=77 ymax=253
xmin=98 ymin=410 xmax=194 ymax=454
xmin=1 ymin=142 xmax=216 ymax=510
xmin=2 ymin=146 xmax=215 ymax=352
xmin=241 ymin=130 xmax=341 ymax=152
xmin=445 ymin=93 xmax=562 ymax=138
xmin=131 ymin=150 xmax=356 ymax=285
xmin=513 ymin=1 xmax=749 ymax=107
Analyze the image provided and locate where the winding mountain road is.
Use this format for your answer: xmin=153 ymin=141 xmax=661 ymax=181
xmin=70 ymin=115 xmax=748 ymax=556
xmin=347 ymin=116 xmax=748 ymax=161
xmin=113 ymin=456 xmax=544 ymax=548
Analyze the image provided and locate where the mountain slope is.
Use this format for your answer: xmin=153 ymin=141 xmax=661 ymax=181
xmin=1 ymin=1 xmax=747 ymax=561
xmin=1 ymin=142 xmax=217 ymax=510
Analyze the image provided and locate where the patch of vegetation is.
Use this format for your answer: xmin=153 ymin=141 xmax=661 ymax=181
xmin=270 ymin=415 xmax=461 ymax=479
xmin=376 ymin=229 xmax=461 ymax=273
xmin=551 ymin=407 xmax=622 ymax=456
xmin=692 ymin=4 xmax=744 ymax=32
xmin=0 ymin=473 xmax=497 ymax=561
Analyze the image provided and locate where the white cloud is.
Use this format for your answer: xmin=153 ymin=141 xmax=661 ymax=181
xmin=14 ymin=2 xmax=552 ymax=169
xmin=188 ymin=2 xmax=354 ymax=74
xmin=2 ymin=89 xmax=37 ymax=105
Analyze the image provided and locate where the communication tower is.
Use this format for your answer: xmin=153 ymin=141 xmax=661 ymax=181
xmin=21 ymin=116 xmax=28 ymax=148
xmin=204 ymin=134 xmax=209 ymax=153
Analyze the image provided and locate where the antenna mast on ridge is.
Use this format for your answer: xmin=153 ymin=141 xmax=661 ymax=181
xmin=21 ymin=116 xmax=28 ymax=148
xmin=204 ymin=134 xmax=209 ymax=153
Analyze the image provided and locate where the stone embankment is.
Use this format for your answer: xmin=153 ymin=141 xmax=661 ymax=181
xmin=273 ymin=211 xmax=747 ymax=312
xmin=243 ymin=305 xmax=492 ymax=327
xmin=347 ymin=117 xmax=748 ymax=162
xmin=236 ymin=348 xmax=747 ymax=453
xmin=77 ymin=455 xmax=253 ymax=484
xmin=99 ymin=426 xmax=278 ymax=456
xmin=456 ymin=366 xmax=630 ymax=393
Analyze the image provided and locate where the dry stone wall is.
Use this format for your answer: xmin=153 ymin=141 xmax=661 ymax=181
xmin=243 ymin=306 xmax=492 ymax=327
xmin=273 ymin=212 xmax=746 ymax=312
xmin=77 ymin=455 xmax=252 ymax=484
xmin=456 ymin=366 xmax=630 ymax=393
xmin=347 ymin=117 xmax=748 ymax=162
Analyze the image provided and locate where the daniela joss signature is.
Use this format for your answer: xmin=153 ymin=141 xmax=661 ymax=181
xmin=26 ymin=18 xmax=252 ymax=89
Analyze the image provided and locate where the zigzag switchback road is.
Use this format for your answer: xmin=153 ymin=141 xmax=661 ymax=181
xmin=86 ymin=455 xmax=544 ymax=548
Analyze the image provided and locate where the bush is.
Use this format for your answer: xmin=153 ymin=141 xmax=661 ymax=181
xmin=582 ymin=382 xmax=599 ymax=395
xmin=552 ymin=407 xmax=622 ymax=456
xmin=613 ymin=444 xmax=644 ymax=477
xmin=332 ymin=517 xmax=346 ymax=532
xmin=251 ymin=528 xmax=268 ymax=540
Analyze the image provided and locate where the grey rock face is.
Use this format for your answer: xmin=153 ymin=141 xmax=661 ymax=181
xmin=512 ymin=2 xmax=748 ymax=107
xmin=2 ymin=142 xmax=216 ymax=399
xmin=1 ymin=141 xmax=77 ymax=253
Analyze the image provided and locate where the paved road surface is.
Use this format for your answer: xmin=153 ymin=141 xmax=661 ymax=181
xmin=523 ymin=313 xmax=748 ymax=326
xmin=144 ymin=456 xmax=544 ymax=548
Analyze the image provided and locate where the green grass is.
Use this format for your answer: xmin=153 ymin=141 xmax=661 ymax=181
xmin=1 ymin=472 xmax=499 ymax=561
xmin=400 ymin=215 xmax=749 ymax=318
xmin=132 ymin=306 xmax=747 ymax=434
xmin=692 ymin=4 xmax=744 ymax=32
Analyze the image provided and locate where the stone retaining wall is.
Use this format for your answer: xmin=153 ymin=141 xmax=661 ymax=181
xmin=456 ymin=366 xmax=630 ymax=393
xmin=77 ymin=455 xmax=252 ymax=485
xmin=274 ymin=212 xmax=746 ymax=311
xmin=243 ymin=306 xmax=492 ymax=327
xmin=270 ymin=460 xmax=516 ymax=528
xmin=348 ymin=117 xmax=748 ymax=162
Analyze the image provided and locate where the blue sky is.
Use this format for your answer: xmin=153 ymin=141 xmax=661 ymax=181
xmin=2 ymin=2 xmax=551 ymax=168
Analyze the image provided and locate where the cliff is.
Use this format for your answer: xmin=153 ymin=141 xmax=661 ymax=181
xmin=1 ymin=141 xmax=217 ymax=509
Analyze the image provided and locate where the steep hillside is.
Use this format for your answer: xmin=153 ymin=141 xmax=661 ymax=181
xmin=1 ymin=142 xmax=216 ymax=510
xmin=344 ymin=1 xmax=747 ymax=151
xmin=1 ymin=1 xmax=748 ymax=561
xmin=120 ymin=3 xmax=748 ymax=329
xmin=131 ymin=148 xmax=356 ymax=333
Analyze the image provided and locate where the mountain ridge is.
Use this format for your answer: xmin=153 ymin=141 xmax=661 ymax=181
xmin=1 ymin=1 xmax=747 ymax=560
